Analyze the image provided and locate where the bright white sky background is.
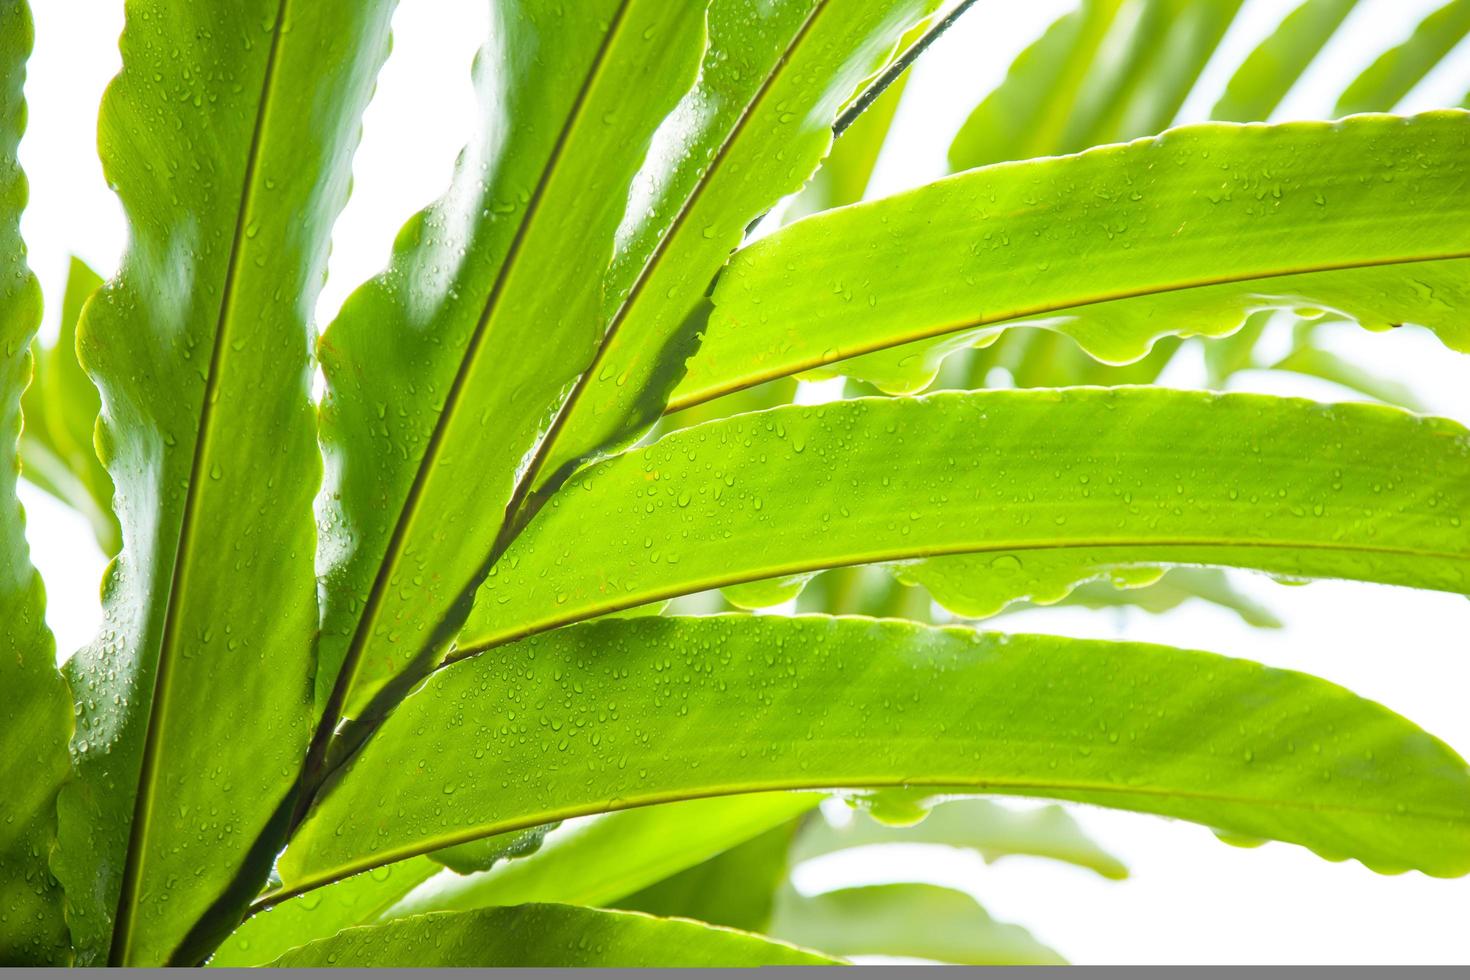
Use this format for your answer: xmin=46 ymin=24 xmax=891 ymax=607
xmin=17 ymin=0 xmax=1470 ymax=965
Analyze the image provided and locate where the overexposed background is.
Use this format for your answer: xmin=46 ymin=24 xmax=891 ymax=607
xmin=17 ymin=0 xmax=1470 ymax=965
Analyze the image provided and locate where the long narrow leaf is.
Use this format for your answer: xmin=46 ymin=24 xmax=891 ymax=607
xmin=1211 ymin=0 xmax=1358 ymax=122
xmin=19 ymin=258 xmax=115 ymax=554
xmin=1334 ymin=0 xmax=1470 ymax=116
xmin=519 ymin=0 xmax=943 ymax=504
xmin=456 ymin=389 xmax=1469 ymax=649
xmin=279 ymin=617 xmax=1470 ymax=899
xmin=616 ymin=824 xmax=797 ymax=932
xmin=207 ymin=859 xmax=440 ymax=968
xmin=379 ymin=795 xmax=819 ymax=922
xmin=679 ymin=112 xmax=1470 ymax=403
xmin=313 ymin=1 xmax=710 ymax=726
xmin=770 ymin=883 xmax=1065 ymax=965
xmin=0 ymin=2 xmax=72 ymax=963
xmin=266 ymin=905 xmax=837 ymax=967
xmin=51 ymin=0 xmax=396 ymax=964
xmin=791 ymin=798 xmax=1128 ymax=880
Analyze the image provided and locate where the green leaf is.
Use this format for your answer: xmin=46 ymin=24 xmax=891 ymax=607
xmin=950 ymin=0 xmax=1243 ymax=171
xmin=207 ymin=859 xmax=440 ymax=968
xmin=1270 ymin=344 xmax=1426 ymax=411
xmin=49 ymin=0 xmax=397 ymax=965
xmin=1334 ymin=0 xmax=1470 ymax=117
xmin=655 ymin=377 xmax=798 ymax=439
xmin=312 ymin=1 xmax=711 ymax=727
xmin=519 ymin=0 xmax=943 ymax=503
xmin=0 ymin=3 xmax=73 ymax=964
xmin=787 ymin=11 xmax=940 ymax=219
xmin=948 ymin=0 xmax=1125 ymax=170
xmin=796 ymin=564 xmax=934 ymax=622
xmin=1014 ymin=567 xmax=1283 ymax=629
xmin=427 ymin=825 xmax=556 ymax=876
xmin=280 ymin=617 xmax=1470 ymax=899
xmin=375 ymin=794 xmax=820 ymax=922
xmin=791 ymin=797 xmax=1128 ymax=880
xmin=1211 ymin=0 xmax=1358 ymax=123
xmin=770 ymin=883 xmax=1065 ymax=965
xmin=456 ymin=389 xmax=1469 ymax=649
xmin=680 ymin=112 xmax=1470 ymax=402
xmin=266 ymin=905 xmax=839 ymax=967
xmin=19 ymin=257 xmax=117 ymax=555
xmin=615 ymin=823 xmax=797 ymax=933
xmin=789 ymin=71 xmax=907 ymax=218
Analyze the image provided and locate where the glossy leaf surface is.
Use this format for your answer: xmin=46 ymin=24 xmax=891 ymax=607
xmin=523 ymin=0 xmax=942 ymax=502
xmin=267 ymin=905 xmax=837 ymax=967
xmin=313 ymin=0 xmax=710 ymax=725
xmin=0 ymin=3 xmax=72 ymax=963
xmin=208 ymin=859 xmax=440 ymax=968
xmin=51 ymin=0 xmax=396 ymax=964
xmin=379 ymin=794 xmax=819 ymax=921
xmin=283 ymin=617 xmax=1470 ymax=898
xmin=679 ymin=112 xmax=1470 ymax=402
xmin=458 ymin=389 xmax=1470 ymax=648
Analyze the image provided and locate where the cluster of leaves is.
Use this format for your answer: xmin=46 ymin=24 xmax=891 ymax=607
xmin=3 ymin=0 xmax=1469 ymax=967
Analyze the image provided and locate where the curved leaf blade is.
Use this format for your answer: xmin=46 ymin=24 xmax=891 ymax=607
xmin=678 ymin=112 xmax=1470 ymax=403
xmin=19 ymin=257 xmax=116 ymax=554
xmin=457 ymin=389 xmax=1469 ymax=650
xmin=791 ymin=798 xmax=1128 ymax=880
xmin=1334 ymin=0 xmax=1470 ymax=117
xmin=266 ymin=905 xmax=838 ymax=968
xmin=1211 ymin=0 xmax=1358 ymax=123
xmin=313 ymin=0 xmax=710 ymax=725
xmin=0 ymin=3 xmax=73 ymax=963
xmin=206 ymin=858 xmax=440 ymax=968
xmin=281 ymin=617 xmax=1470 ymax=897
xmin=616 ymin=823 xmax=797 ymax=933
xmin=379 ymin=794 xmax=819 ymax=922
xmin=771 ymin=882 xmax=1065 ymax=965
xmin=51 ymin=0 xmax=397 ymax=964
xmin=949 ymin=1 xmax=1125 ymax=171
xmin=520 ymin=0 xmax=942 ymax=502
xmin=950 ymin=0 xmax=1243 ymax=171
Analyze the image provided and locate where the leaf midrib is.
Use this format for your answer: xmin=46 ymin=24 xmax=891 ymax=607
xmin=316 ymin=0 xmax=641 ymax=734
xmin=509 ymin=0 xmax=838 ymax=510
xmin=668 ymin=248 xmax=1470 ymax=413
xmin=109 ymin=0 xmax=292 ymax=965
xmin=452 ymin=535 xmax=1470 ymax=658
xmin=262 ymin=772 xmax=1468 ymax=907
